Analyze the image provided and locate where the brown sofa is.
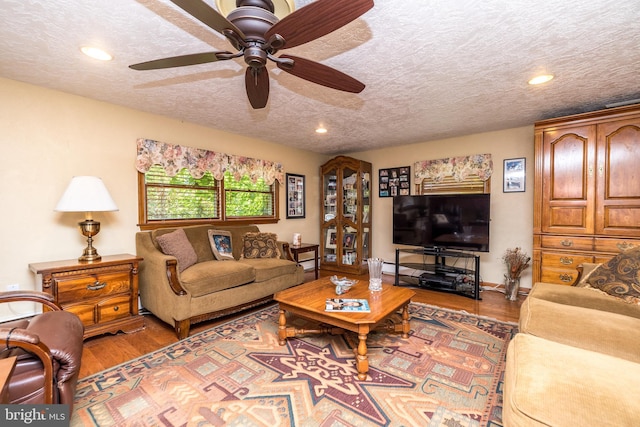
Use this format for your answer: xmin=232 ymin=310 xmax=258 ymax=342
xmin=136 ymin=224 xmax=304 ymax=339
xmin=504 ymin=262 xmax=640 ymax=426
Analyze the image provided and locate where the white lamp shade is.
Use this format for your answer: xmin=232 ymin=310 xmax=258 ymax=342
xmin=55 ymin=176 xmax=119 ymax=212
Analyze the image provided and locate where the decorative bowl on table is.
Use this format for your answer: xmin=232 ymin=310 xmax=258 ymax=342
xmin=330 ymin=275 xmax=358 ymax=295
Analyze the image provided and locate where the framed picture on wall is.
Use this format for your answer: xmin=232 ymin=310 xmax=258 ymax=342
xmin=503 ymin=158 xmax=526 ymax=192
xmin=286 ymin=173 xmax=305 ymax=218
xmin=379 ymin=166 xmax=410 ymax=197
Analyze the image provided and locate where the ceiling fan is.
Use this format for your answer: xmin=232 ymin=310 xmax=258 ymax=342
xmin=130 ymin=0 xmax=374 ymax=109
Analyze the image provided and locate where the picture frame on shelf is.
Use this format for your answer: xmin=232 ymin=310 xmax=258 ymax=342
xmin=343 ymin=233 xmax=356 ymax=249
xmin=286 ymin=173 xmax=305 ymax=218
xmin=503 ymin=158 xmax=526 ymax=193
xmin=379 ymin=166 xmax=411 ymax=197
xmin=325 ymin=228 xmax=337 ymax=249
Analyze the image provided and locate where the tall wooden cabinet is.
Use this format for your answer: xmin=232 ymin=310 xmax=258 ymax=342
xmin=320 ymin=156 xmax=372 ymax=275
xmin=533 ymin=104 xmax=640 ymax=285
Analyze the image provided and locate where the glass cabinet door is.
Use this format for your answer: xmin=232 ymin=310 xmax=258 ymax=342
xmin=323 ymin=171 xmax=337 ymax=222
xmin=362 ymin=171 xmax=371 ymax=260
xmin=342 ymin=167 xmax=358 ymax=224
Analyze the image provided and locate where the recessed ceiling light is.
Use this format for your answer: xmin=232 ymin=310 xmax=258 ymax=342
xmin=81 ymin=46 xmax=113 ymax=61
xmin=315 ymin=126 xmax=328 ymax=134
xmin=528 ymin=74 xmax=554 ymax=85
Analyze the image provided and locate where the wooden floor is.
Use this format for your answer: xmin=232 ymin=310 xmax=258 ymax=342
xmin=79 ymin=270 xmax=523 ymax=378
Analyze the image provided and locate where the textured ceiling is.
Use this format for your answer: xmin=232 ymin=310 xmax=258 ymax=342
xmin=1 ymin=0 xmax=639 ymax=154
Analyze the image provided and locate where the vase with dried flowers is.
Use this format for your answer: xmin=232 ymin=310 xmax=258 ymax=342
xmin=502 ymin=247 xmax=531 ymax=301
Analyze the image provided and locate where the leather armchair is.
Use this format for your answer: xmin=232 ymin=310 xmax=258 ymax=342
xmin=0 ymin=290 xmax=84 ymax=409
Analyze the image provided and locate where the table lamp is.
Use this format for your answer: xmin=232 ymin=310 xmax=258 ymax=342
xmin=55 ymin=176 xmax=119 ymax=262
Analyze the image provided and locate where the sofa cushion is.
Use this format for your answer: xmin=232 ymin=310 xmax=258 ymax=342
xmin=153 ymin=225 xmax=215 ymax=263
xmin=155 ymin=228 xmax=198 ymax=273
xmin=237 ymin=258 xmax=298 ymax=282
xmin=504 ymin=333 xmax=640 ymax=426
xmin=179 ymin=260 xmax=255 ymax=297
xmin=208 ymin=229 xmax=234 ymax=260
xmin=586 ymin=247 xmax=640 ymax=304
xmin=241 ymin=232 xmax=281 ymax=259
xmin=519 ymin=295 xmax=640 ymax=363
xmin=529 ymin=282 xmax=640 ymax=319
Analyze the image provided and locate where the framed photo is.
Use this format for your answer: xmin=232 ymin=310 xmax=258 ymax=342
xmin=325 ymin=228 xmax=337 ymax=249
xmin=503 ymin=158 xmax=526 ymax=192
xmin=207 ymin=229 xmax=234 ymax=260
xmin=379 ymin=166 xmax=410 ymax=197
xmin=343 ymin=233 xmax=356 ymax=249
xmin=286 ymin=173 xmax=305 ymax=218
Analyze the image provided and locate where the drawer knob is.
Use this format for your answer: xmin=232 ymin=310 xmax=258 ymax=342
xmin=561 ymin=240 xmax=573 ymax=247
xmin=87 ymin=281 xmax=106 ymax=291
xmin=560 ymin=257 xmax=574 ymax=265
xmin=113 ymin=306 xmax=119 ymax=312
xmin=559 ymin=274 xmax=574 ymax=283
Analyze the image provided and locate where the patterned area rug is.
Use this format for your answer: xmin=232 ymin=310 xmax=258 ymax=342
xmin=72 ymin=303 xmax=517 ymax=426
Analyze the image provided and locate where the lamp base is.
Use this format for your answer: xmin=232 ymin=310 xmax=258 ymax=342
xmin=79 ymin=244 xmax=102 ymax=262
xmin=78 ymin=219 xmax=102 ymax=263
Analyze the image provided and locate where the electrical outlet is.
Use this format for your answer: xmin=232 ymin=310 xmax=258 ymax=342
xmin=6 ymin=283 xmax=19 ymax=291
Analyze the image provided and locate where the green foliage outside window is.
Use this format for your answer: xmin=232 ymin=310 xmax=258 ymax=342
xmin=143 ymin=165 xmax=275 ymax=223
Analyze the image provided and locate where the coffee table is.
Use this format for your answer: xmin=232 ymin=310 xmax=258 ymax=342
xmin=274 ymin=277 xmax=416 ymax=380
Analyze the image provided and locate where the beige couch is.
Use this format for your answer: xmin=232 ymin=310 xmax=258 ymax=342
xmin=504 ymin=261 xmax=640 ymax=426
xmin=136 ymin=224 xmax=304 ymax=339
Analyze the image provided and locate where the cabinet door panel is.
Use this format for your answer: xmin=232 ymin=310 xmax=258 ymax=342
xmin=541 ymin=126 xmax=596 ymax=234
xmin=596 ymin=118 xmax=640 ymax=236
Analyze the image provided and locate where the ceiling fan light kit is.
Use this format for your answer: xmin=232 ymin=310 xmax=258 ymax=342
xmin=130 ymin=0 xmax=374 ymax=109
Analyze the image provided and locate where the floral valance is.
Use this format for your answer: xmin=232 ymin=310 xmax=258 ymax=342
xmin=414 ymin=153 xmax=493 ymax=184
xmin=135 ymin=138 xmax=284 ymax=185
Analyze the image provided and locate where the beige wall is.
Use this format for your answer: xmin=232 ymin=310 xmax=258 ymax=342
xmin=349 ymin=126 xmax=535 ymax=289
xmin=0 ymin=76 xmax=534 ymax=319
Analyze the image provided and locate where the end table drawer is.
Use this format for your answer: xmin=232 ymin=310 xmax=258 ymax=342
xmin=55 ymin=272 xmax=132 ymax=304
xmin=65 ymin=303 xmax=97 ymax=326
xmin=98 ymin=295 xmax=131 ymax=323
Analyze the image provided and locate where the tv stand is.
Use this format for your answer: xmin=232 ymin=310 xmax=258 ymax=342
xmin=394 ymin=247 xmax=481 ymax=300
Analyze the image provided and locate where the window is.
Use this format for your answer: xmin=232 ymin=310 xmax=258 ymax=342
xmin=138 ymin=165 xmax=278 ymax=229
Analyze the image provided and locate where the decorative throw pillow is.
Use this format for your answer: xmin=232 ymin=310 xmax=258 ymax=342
xmin=242 ymin=232 xmax=281 ymax=259
xmin=156 ymin=228 xmax=197 ymax=273
xmin=208 ymin=229 xmax=235 ymax=260
xmin=586 ymin=246 xmax=640 ymax=304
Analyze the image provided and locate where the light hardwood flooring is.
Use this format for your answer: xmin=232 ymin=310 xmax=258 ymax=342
xmin=79 ymin=270 xmax=523 ymax=378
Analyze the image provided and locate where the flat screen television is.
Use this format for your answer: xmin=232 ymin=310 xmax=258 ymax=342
xmin=393 ymin=194 xmax=490 ymax=252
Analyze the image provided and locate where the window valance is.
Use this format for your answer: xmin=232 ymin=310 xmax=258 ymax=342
xmin=414 ymin=153 xmax=493 ymax=184
xmin=135 ymin=138 xmax=284 ymax=185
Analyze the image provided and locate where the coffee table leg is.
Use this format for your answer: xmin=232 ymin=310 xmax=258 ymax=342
xmin=356 ymin=331 xmax=369 ymax=380
xmin=401 ymin=304 xmax=410 ymax=338
xmin=278 ymin=309 xmax=287 ymax=345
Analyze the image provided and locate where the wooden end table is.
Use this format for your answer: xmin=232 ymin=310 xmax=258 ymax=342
xmin=274 ymin=277 xmax=415 ymax=380
xmin=289 ymin=243 xmax=319 ymax=279
xmin=29 ymin=254 xmax=145 ymax=339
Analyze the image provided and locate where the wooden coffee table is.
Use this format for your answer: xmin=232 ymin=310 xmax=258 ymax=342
xmin=274 ymin=277 xmax=416 ymax=380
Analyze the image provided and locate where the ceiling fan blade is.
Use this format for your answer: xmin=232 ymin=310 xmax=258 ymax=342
xmin=245 ymin=67 xmax=270 ymax=109
xmin=170 ymin=0 xmax=246 ymax=39
xmin=129 ymin=52 xmax=231 ymax=70
xmin=277 ymin=54 xmax=365 ymax=93
xmin=265 ymin=0 xmax=373 ymax=50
